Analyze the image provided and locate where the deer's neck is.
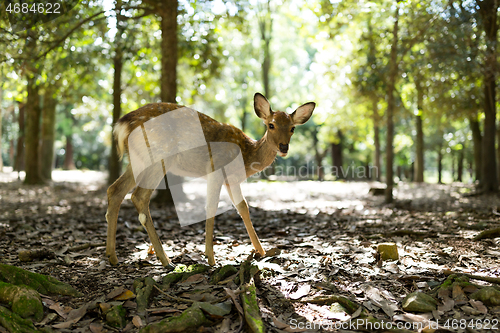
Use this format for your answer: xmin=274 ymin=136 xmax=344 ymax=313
xmin=245 ymin=132 xmax=277 ymax=176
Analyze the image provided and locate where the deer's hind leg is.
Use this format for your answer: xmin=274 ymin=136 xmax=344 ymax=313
xmin=131 ymin=186 xmax=174 ymax=268
xmin=131 ymin=159 xmax=175 ymax=268
xmin=205 ymin=172 xmax=224 ymax=266
xmin=106 ymin=164 xmax=136 ymax=265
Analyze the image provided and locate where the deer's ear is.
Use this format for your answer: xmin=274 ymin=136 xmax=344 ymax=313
xmin=254 ymin=93 xmax=272 ymax=119
xmin=291 ymin=102 xmax=315 ymax=125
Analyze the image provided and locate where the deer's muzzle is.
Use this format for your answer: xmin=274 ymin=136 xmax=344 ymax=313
xmin=279 ymin=143 xmax=289 ymax=154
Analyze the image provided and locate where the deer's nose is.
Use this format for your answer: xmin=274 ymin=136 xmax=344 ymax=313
xmin=279 ymin=143 xmax=289 ymax=153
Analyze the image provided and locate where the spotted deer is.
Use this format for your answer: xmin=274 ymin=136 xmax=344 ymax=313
xmin=105 ymin=93 xmax=315 ymax=267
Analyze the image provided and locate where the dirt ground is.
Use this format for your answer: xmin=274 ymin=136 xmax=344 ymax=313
xmin=0 ymin=170 xmax=499 ymax=332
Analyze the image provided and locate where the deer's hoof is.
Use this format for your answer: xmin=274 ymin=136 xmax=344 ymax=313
xmin=164 ymin=262 xmax=176 ymax=272
xmin=207 ymin=256 xmax=216 ymax=266
xmin=108 ymin=254 xmax=119 ymax=266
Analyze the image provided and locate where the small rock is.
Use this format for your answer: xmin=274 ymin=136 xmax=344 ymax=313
xmin=402 ymin=291 xmax=438 ymax=312
xmin=106 ymin=305 xmax=126 ymax=328
xmin=210 ymin=265 xmax=238 ymax=284
xmin=377 ymin=243 xmax=399 ymax=261
xmin=470 ymin=286 xmax=500 ymax=306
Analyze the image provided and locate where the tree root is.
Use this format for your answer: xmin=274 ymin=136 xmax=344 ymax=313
xmin=473 ymin=227 xmax=500 ymax=241
xmin=0 ymin=264 xmax=82 ymax=297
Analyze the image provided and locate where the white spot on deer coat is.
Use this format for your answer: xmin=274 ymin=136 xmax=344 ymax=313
xmin=139 ymin=213 xmax=147 ymax=226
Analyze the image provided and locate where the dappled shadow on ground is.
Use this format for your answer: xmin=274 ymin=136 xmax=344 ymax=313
xmin=1 ymin=172 xmax=499 ymax=332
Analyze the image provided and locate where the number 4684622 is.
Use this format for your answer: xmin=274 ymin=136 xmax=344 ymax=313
xmin=6 ymin=2 xmax=61 ymax=14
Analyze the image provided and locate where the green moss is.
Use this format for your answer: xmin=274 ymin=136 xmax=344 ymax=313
xmin=210 ymin=265 xmax=237 ymax=284
xmin=0 ymin=264 xmax=81 ymax=297
xmin=162 ymin=264 xmax=210 ymax=289
xmin=136 ymin=277 xmax=156 ymax=314
xmin=140 ymin=304 xmax=209 ymax=333
xmin=106 ymin=305 xmax=126 ymax=328
xmin=0 ymin=305 xmax=39 ymax=333
xmin=0 ymin=282 xmax=44 ymax=322
xmin=240 ymin=283 xmax=264 ymax=333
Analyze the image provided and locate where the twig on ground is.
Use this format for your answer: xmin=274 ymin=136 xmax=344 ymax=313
xmin=443 ymin=269 xmax=500 ymax=285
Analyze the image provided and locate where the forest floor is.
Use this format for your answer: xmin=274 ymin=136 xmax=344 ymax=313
xmin=0 ymin=170 xmax=500 ymax=332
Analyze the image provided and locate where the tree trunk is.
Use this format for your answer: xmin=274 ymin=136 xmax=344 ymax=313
xmin=14 ymin=104 xmax=25 ymax=172
xmin=469 ymin=115 xmax=482 ymax=182
xmin=153 ymin=0 xmax=183 ymax=205
xmin=63 ymin=135 xmax=76 ymax=170
xmin=414 ymin=76 xmax=424 ymax=183
xmin=437 ymin=149 xmax=443 ymax=184
xmin=372 ymin=99 xmax=381 ymax=181
xmin=40 ymin=87 xmax=57 ymax=180
xmin=24 ymin=74 xmax=43 ymax=184
xmin=497 ymin=126 xmax=500 ymax=182
xmin=241 ymin=95 xmax=248 ymax=133
xmin=451 ymin=152 xmax=455 ymax=181
xmin=258 ymin=0 xmax=272 ymax=100
xmin=0 ymin=80 xmax=3 ymax=172
xmin=312 ymin=126 xmax=324 ymax=181
xmin=9 ymin=139 xmax=15 ymax=168
xmin=478 ymin=0 xmax=499 ymax=193
xmin=108 ymin=0 xmax=125 ymax=185
xmin=457 ymin=144 xmax=464 ymax=182
xmin=385 ymin=5 xmax=399 ymax=203
xmin=108 ymin=42 xmax=123 ymax=184
xmin=161 ymin=0 xmax=178 ymax=103
xmin=331 ymin=130 xmax=343 ymax=180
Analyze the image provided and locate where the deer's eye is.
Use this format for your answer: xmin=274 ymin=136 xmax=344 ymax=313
xmin=291 ymin=127 xmax=295 ymax=133
xmin=268 ymin=123 xmax=275 ymax=129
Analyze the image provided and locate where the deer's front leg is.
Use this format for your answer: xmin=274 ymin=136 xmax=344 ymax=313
xmin=205 ymin=173 xmax=223 ymax=266
xmin=106 ymin=165 xmax=136 ymax=265
xmin=225 ymin=183 xmax=265 ymax=256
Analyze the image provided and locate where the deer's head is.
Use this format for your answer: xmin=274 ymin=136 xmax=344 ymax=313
xmin=254 ymin=93 xmax=315 ymax=157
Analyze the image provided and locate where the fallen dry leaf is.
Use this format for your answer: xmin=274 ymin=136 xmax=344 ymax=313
xmin=288 ymin=284 xmax=311 ymax=300
xmin=113 ymin=289 xmax=136 ymax=301
xmin=52 ymin=303 xmax=90 ymax=329
xmin=132 ymin=315 xmax=143 ymax=328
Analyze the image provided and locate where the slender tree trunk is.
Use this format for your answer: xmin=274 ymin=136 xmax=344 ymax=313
xmin=457 ymin=144 xmax=464 ymax=182
xmin=258 ymin=0 xmax=272 ymax=100
xmin=161 ymin=0 xmax=178 ymax=103
xmin=414 ymin=114 xmax=424 ymax=182
xmin=312 ymin=126 xmax=325 ymax=181
xmin=497 ymin=126 xmax=500 ymax=182
xmin=153 ymin=0 xmax=183 ymax=204
xmin=414 ymin=76 xmax=424 ymax=182
xmin=24 ymin=73 xmax=43 ymax=184
xmin=14 ymin=103 xmax=25 ymax=172
xmin=41 ymin=87 xmax=57 ymax=180
xmin=469 ymin=115 xmax=482 ymax=182
xmin=108 ymin=0 xmax=124 ymax=185
xmin=63 ymin=135 xmax=76 ymax=170
xmin=385 ymin=4 xmax=399 ymax=203
xmin=451 ymin=152 xmax=455 ymax=181
xmin=108 ymin=42 xmax=123 ymax=184
xmin=0 ymin=80 xmax=3 ymax=172
xmin=437 ymin=149 xmax=443 ymax=184
xmin=478 ymin=0 xmax=499 ymax=193
xmin=241 ymin=95 xmax=248 ymax=133
xmin=9 ymin=140 xmax=14 ymax=167
xmin=372 ymin=99 xmax=381 ymax=181
xmin=331 ymin=130 xmax=343 ymax=179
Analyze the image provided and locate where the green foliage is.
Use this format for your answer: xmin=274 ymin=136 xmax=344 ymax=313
xmin=0 ymin=0 xmax=488 ymax=182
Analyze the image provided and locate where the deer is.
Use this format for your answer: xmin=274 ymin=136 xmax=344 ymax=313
xmin=105 ymin=93 xmax=315 ymax=267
